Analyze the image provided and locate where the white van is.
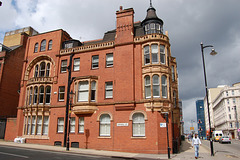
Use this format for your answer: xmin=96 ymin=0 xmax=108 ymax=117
xmin=212 ymin=131 xmax=223 ymax=141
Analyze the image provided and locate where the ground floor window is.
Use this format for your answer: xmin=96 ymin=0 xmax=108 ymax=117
xmin=57 ymin=117 xmax=64 ymax=133
xmin=24 ymin=115 xmax=49 ymax=136
xmin=132 ymin=113 xmax=145 ymax=137
xmin=99 ymin=114 xmax=111 ymax=137
xmin=79 ymin=117 xmax=84 ymax=133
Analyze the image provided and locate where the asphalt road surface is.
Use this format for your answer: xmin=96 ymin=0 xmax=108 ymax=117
xmin=0 ymin=145 xmax=128 ymax=160
xmin=202 ymin=139 xmax=240 ymax=159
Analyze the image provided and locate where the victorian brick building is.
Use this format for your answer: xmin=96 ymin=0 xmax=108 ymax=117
xmin=0 ymin=27 xmax=38 ymax=139
xmin=14 ymin=4 xmax=180 ymax=154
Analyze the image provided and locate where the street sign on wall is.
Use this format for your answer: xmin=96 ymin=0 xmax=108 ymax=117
xmin=190 ymin=127 xmax=194 ymax=130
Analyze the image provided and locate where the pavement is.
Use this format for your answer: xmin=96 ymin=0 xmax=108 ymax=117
xmin=0 ymin=139 xmax=236 ymax=160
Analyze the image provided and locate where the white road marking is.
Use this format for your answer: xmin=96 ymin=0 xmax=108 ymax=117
xmin=0 ymin=151 xmax=29 ymax=158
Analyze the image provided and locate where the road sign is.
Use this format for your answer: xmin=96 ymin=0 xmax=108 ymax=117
xmin=190 ymin=127 xmax=194 ymax=130
xmin=160 ymin=123 xmax=166 ymax=128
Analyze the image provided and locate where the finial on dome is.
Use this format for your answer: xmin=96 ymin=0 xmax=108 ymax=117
xmin=150 ymin=0 xmax=152 ymax=7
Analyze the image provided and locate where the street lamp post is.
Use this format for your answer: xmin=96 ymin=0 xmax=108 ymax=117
xmin=66 ymin=90 xmax=75 ymax=151
xmin=163 ymin=112 xmax=171 ymax=159
xmin=64 ymin=53 xmax=74 ymax=149
xmin=200 ymin=42 xmax=217 ymax=156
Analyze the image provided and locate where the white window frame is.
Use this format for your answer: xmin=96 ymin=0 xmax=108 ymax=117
xmin=99 ymin=114 xmax=111 ymax=137
xmin=151 ymin=44 xmax=159 ymax=64
xmin=144 ymin=45 xmax=150 ymax=65
xmin=105 ymin=82 xmax=113 ymax=99
xmin=132 ymin=113 xmax=145 ymax=137
xmin=70 ymin=117 xmax=75 ymax=133
xmin=45 ymin=86 xmax=51 ymax=104
xmin=161 ymin=75 xmax=167 ymax=98
xmin=31 ymin=116 xmax=36 ymax=135
xmin=58 ymin=86 xmax=65 ymax=101
xmin=92 ymin=55 xmax=99 ymax=69
xmin=106 ymin=53 xmax=113 ymax=67
xmin=36 ymin=116 xmax=42 ymax=135
xmin=145 ymin=76 xmax=151 ymax=99
xmin=152 ymin=75 xmax=160 ymax=98
xmin=57 ymin=117 xmax=64 ymax=133
xmin=73 ymin=58 xmax=80 ymax=71
xmin=61 ymin=60 xmax=68 ymax=73
xmin=43 ymin=116 xmax=49 ymax=135
xmin=78 ymin=81 xmax=89 ymax=102
xmin=78 ymin=117 xmax=84 ymax=133
xmin=160 ymin=45 xmax=165 ymax=64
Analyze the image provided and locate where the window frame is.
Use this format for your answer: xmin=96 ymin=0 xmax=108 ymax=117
xmin=105 ymin=81 xmax=113 ymax=99
xmin=70 ymin=117 xmax=76 ymax=133
xmin=152 ymin=75 xmax=160 ymax=98
xmin=78 ymin=117 xmax=84 ymax=133
xmin=160 ymin=45 xmax=165 ymax=64
xmin=106 ymin=53 xmax=113 ymax=67
xmin=73 ymin=58 xmax=80 ymax=71
xmin=34 ymin=43 xmax=39 ymax=53
xmin=78 ymin=81 xmax=89 ymax=102
xmin=48 ymin=40 xmax=52 ymax=50
xmin=40 ymin=39 xmax=46 ymax=52
xmin=144 ymin=45 xmax=150 ymax=65
xmin=58 ymin=86 xmax=65 ymax=102
xmin=132 ymin=113 xmax=145 ymax=137
xmin=151 ymin=44 xmax=159 ymax=64
xmin=99 ymin=114 xmax=111 ymax=137
xmin=92 ymin=55 xmax=99 ymax=69
xmin=161 ymin=75 xmax=168 ymax=98
xmin=145 ymin=76 xmax=151 ymax=99
xmin=57 ymin=117 xmax=64 ymax=133
xmin=61 ymin=60 xmax=68 ymax=73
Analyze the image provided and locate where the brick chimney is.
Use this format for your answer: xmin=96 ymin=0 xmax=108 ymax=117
xmin=115 ymin=6 xmax=134 ymax=44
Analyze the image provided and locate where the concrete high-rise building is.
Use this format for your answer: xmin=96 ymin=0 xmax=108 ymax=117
xmin=212 ymin=83 xmax=240 ymax=139
xmin=204 ymin=86 xmax=224 ymax=132
xmin=196 ymin=100 xmax=206 ymax=138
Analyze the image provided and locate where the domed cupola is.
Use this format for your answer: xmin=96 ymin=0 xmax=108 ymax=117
xmin=141 ymin=1 xmax=163 ymax=35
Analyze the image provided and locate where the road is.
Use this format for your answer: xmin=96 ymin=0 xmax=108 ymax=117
xmin=202 ymin=139 xmax=240 ymax=159
xmin=0 ymin=145 xmax=127 ymax=160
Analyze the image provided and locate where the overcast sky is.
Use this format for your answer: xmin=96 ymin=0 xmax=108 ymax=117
xmin=1 ymin=0 xmax=240 ymax=133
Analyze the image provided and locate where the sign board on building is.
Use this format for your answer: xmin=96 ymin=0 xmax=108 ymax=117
xmin=190 ymin=127 xmax=194 ymax=130
xmin=160 ymin=123 xmax=166 ymax=128
xmin=117 ymin=123 xmax=128 ymax=127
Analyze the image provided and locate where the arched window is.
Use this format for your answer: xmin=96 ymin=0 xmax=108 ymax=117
xmin=161 ymin=75 xmax=167 ymax=98
xmin=160 ymin=45 xmax=165 ymax=64
xmin=40 ymin=39 xmax=46 ymax=52
xmin=39 ymin=62 xmax=46 ymax=77
xmin=145 ymin=76 xmax=151 ymax=99
xmin=151 ymin=44 xmax=158 ymax=63
xmin=99 ymin=114 xmax=111 ymax=137
xmin=46 ymin=63 xmax=50 ymax=77
xmin=48 ymin=40 xmax=52 ymax=50
xmin=45 ymin=86 xmax=51 ymax=104
xmin=34 ymin=65 xmax=39 ymax=77
xmin=39 ymin=86 xmax=44 ymax=104
xmin=132 ymin=113 xmax=145 ymax=137
xmin=153 ymin=75 xmax=160 ymax=97
xmin=29 ymin=87 xmax=33 ymax=105
xmin=144 ymin=45 xmax=150 ymax=65
xmin=33 ymin=86 xmax=38 ymax=104
xmin=34 ymin=43 xmax=38 ymax=53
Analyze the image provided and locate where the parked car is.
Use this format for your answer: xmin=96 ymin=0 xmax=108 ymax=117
xmin=219 ymin=136 xmax=231 ymax=144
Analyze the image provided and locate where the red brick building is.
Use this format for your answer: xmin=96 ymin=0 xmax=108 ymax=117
xmin=0 ymin=30 xmax=31 ymax=139
xmin=15 ymin=5 xmax=180 ymax=154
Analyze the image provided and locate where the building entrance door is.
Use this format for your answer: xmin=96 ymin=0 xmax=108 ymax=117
xmin=0 ymin=119 xmax=6 ymax=139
